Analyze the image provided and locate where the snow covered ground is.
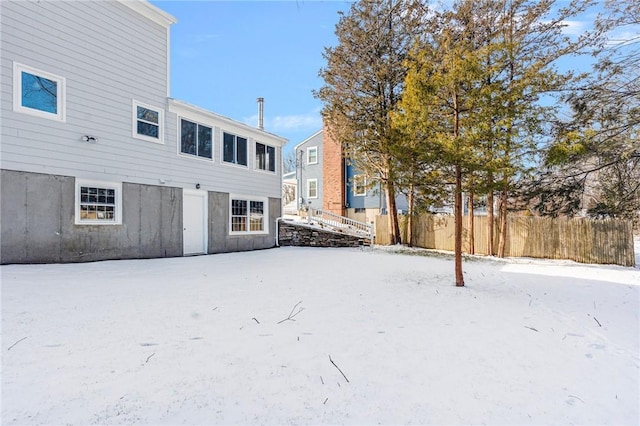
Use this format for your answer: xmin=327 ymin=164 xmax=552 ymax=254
xmin=2 ymin=243 xmax=639 ymax=425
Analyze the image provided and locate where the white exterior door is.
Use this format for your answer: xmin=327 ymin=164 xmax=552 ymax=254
xmin=183 ymin=190 xmax=207 ymax=255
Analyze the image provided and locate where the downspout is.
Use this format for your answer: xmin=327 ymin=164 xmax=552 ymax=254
xmin=275 ymin=216 xmax=283 ymax=247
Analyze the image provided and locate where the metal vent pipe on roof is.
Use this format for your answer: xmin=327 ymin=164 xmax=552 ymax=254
xmin=257 ymin=97 xmax=264 ymax=130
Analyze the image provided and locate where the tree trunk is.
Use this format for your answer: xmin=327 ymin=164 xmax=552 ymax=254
xmin=468 ymin=191 xmax=475 ymax=255
xmin=407 ymin=181 xmax=415 ymax=247
xmin=455 ymin=164 xmax=464 ymax=286
xmin=498 ymin=180 xmax=508 ymax=258
xmin=385 ymin=180 xmax=401 ymax=245
xmin=487 ymin=171 xmax=494 ymax=256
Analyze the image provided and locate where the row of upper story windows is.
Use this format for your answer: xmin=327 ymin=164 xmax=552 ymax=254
xmin=13 ymin=62 xmax=277 ymax=174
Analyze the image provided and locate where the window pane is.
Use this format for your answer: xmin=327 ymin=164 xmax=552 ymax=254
xmin=198 ymin=125 xmax=212 ymax=159
xmin=256 ymin=143 xmax=266 ymax=170
xmin=308 ymin=180 xmax=317 ymax=198
xmin=232 ymin=217 xmax=247 ymax=232
xmin=137 ymin=106 xmax=159 ymax=124
xmin=181 ymin=119 xmax=197 ymax=155
xmin=267 ymin=146 xmax=275 ymax=172
xmin=232 ymin=199 xmax=246 ymax=215
xmin=237 ymin=137 xmax=247 ymax=166
xmin=308 ymin=148 xmax=317 ymax=164
xmin=78 ymin=184 xmax=118 ymax=223
xmin=21 ymin=71 xmax=57 ymax=114
xmin=223 ymin=133 xmax=235 ymax=163
xmin=137 ymin=121 xmax=159 ymax=138
xmin=231 ymin=199 xmax=247 ymax=232
xmin=250 ymin=201 xmax=263 ymax=231
xmin=250 ymin=201 xmax=264 ymax=214
xmin=354 ymin=175 xmax=366 ymax=195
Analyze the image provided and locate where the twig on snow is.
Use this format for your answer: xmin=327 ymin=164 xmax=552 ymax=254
xmin=329 ymin=355 xmax=349 ymax=383
xmin=252 ymin=317 xmax=260 ymax=324
xmin=145 ymin=353 xmax=155 ymax=364
xmin=524 ymin=326 xmax=539 ymax=332
xmin=568 ymin=395 xmax=584 ymax=403
xmin=323 ymin=398 xmax=328 ymax=405
xmin=277 ymin=301 xmax=304 ymax=324
xmin=7 ymin=337 xmax=27 ymax=351
xmin=593 ymin=317 xmax=602 ymax=327
xmin=320 ymin=376 xmax=324 ymax=385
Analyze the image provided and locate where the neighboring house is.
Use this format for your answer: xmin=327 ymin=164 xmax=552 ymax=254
xmin=0 ymin=0 xmax=286 ymax=264
xmin=292 ymin=125 xmax=407 ymax=224
xmin=293 ymin=129 xmax=323 ymax=212
xmin=282 ymin=170 xmax=297 ymax=215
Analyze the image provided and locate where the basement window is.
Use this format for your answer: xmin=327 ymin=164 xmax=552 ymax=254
xmin=229 ymin=196 xmax=268 ymax=235
xmin=75 ymin=180 xmax=122 ymax=225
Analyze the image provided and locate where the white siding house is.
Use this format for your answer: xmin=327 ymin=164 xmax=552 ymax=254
xmin=0 ymin=0 xmax=287 ymax=263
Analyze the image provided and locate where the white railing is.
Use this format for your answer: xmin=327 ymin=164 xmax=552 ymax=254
xmin=307 ymin=208 xmax=374 ymax=245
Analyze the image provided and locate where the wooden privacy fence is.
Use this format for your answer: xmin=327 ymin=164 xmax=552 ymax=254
xmin=375 ymin=214 xmax=636 ymax=267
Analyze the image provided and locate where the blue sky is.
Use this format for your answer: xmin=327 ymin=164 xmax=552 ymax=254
xmin=151 ymin=1 xmax=353 ymax=153
xmin=152 ymin=1 xmax=637 ymax=157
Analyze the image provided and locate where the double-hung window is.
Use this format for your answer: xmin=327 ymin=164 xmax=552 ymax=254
xmin=353 ymin=175 xmax=367 ymax=196
xmin=307 ymin=179 xmax=318 ymax=199
xmin=307 ymin=146 xmax=318 ymax=164
xmin=230 ymin=196 xmax=268 ymax=234
xmin=133 ymin=100 xmax=163 ymax=143
xmin=223 ymin=132 xmax=247 ymax=166
xmin=255 ymin=142 xmax=276 ymax=172
xmin=180 ymin=118 xmax=212 ymax=159
xmin=13 ymin=62 xmax=66 ymax=122
xmin=75 ymin=180 xmax=122 ymax=225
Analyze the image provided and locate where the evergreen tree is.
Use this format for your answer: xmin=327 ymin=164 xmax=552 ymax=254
xmin=398 ymin=0 xmax=486 ymax=286
xmin=314 ymin=0 xmax=426 ymax=245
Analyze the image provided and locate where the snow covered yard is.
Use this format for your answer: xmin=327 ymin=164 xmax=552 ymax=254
xmin=2 ymin=245 xmax=639 ymax=425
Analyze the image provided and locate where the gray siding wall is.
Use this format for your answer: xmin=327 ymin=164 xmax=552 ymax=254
xmin=295 ymin=132 xmax=323 ymax=209
xmin=0 ymin=2 xmax=284 ymax=263
xmin=207 ymin=192 xmax=280 ymax=253
xmin=1 ymin=170 xmax=183 ymax=264
xmin=0 ymin=2 xmax=284 ymax=199
xmin=0 ymin=1 xmax=169 ymax=183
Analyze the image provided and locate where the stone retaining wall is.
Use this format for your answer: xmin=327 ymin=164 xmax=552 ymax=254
xmin=278 ymin=220 xmax=368 ymax=248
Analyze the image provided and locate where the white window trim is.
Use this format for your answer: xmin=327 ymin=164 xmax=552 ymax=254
xmin=13 ymin=62 xmax=66 ymax=122
xmin=177 ymin=116 xmax=213 ymax=161
xmin=221 ymin=130 xmax=249 ymax=168
xmin=229 ymin=195 xmax=269 ymax=236
xmin=307 ymin=146 xmax=318 ymax=165
xmin=75 ymin=179 xmax=123 ymax=225
xmin=132 ymin=100 xmax=164 ymax=144
xmin=354 ymin=175 xmax=367 ymax=196
xmin=254 ymin=141 xmax=277 ymax=174
xmin=307 ymin=178 xmax=318 ymax=199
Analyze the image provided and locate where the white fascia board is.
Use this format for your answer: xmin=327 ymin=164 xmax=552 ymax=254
xmin=168 ymin=98 xmax=288 ymax=146
xmin=293 ymin=129 xmax=323 ymax=151
xmin=117 ymin=0 xmax=177 ymax=27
